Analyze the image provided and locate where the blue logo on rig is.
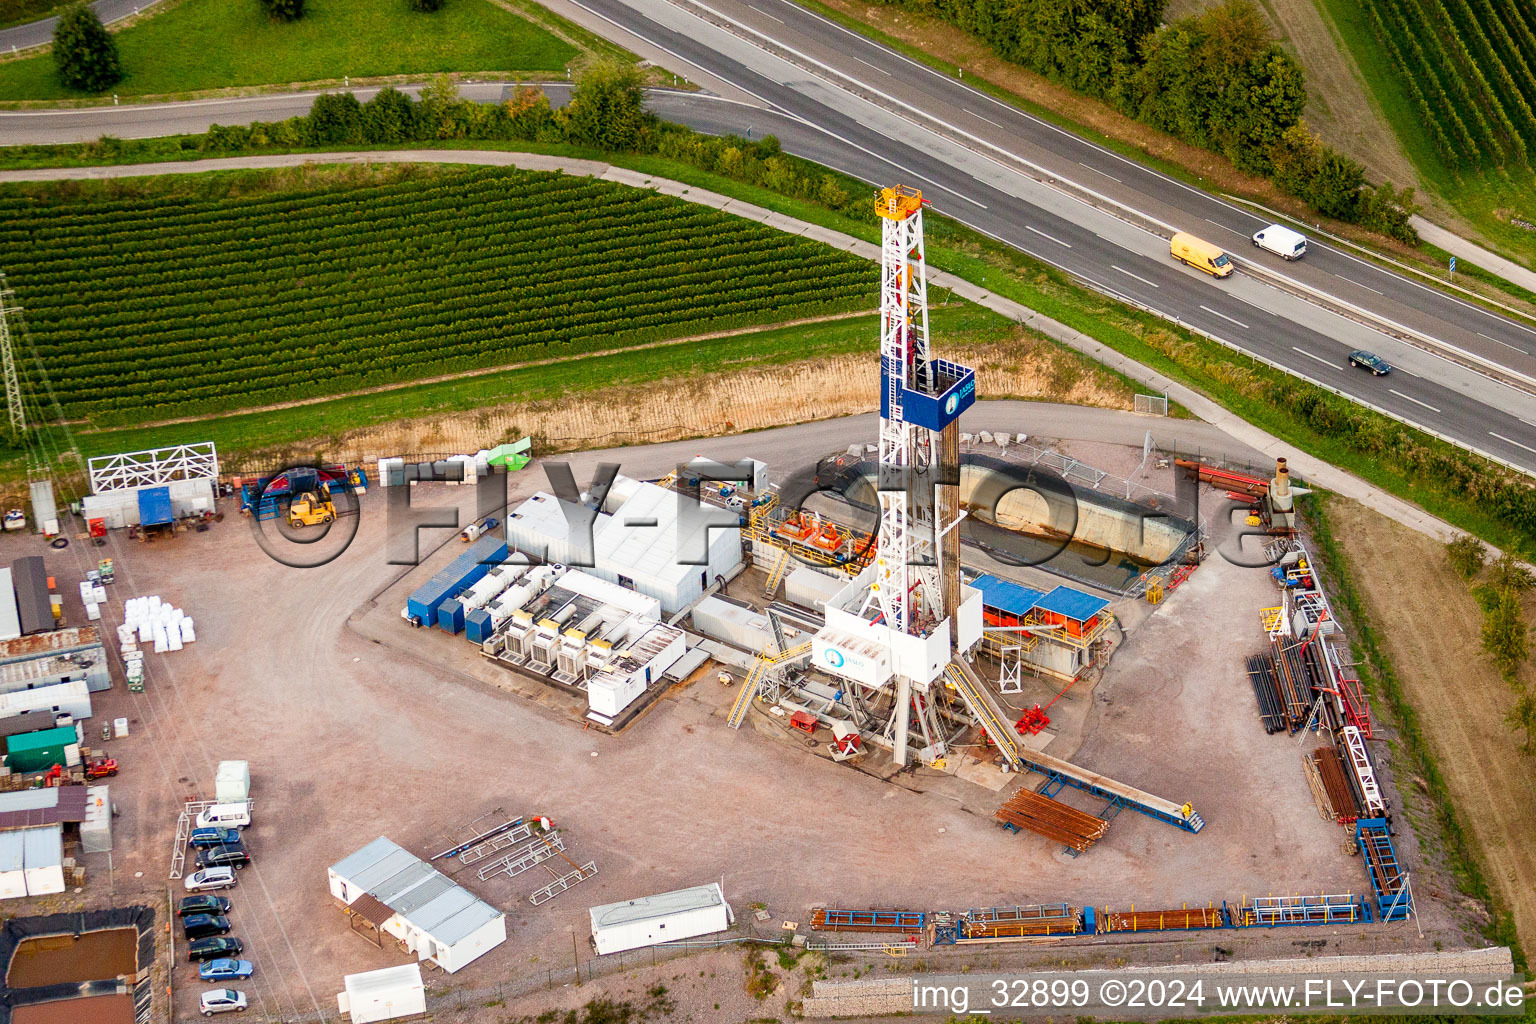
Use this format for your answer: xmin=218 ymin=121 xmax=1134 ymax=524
xmin=944 ymin=392 xmax=959 ymax=416
xmin=824 ymin=648 xmax=845 ymax=668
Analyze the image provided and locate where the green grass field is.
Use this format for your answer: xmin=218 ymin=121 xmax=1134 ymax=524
xmin=0 ymin=0 xmax=577 ymax=100
xmin=1317 ymin=0 xmax=1536 ymax=271
xmin=0 ymin=164 xmax=875 ymax=424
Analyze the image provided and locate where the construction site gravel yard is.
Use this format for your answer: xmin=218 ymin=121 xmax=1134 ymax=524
xmin=0 ymin=403 xmax=1498 ymax=1023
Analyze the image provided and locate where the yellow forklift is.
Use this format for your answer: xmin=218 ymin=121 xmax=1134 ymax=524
xmin=287 ymin=484 xmax=336 ymax=527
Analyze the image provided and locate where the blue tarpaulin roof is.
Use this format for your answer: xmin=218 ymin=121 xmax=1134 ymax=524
xmin=969 ymin=574 xmax=1045 ymax=618
xmin=1036 ymin=585 xmax=1109 ymax=622
xmin=137 ymin=486 xmax=173 ymax=526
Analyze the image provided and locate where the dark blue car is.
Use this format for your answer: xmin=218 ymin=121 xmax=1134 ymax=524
xmin=189 ymin=827 xmax=241 ymax=848
xmin=1348 ymin=350 xmax=1392 ymax=375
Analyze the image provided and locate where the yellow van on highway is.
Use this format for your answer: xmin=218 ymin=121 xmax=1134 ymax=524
xmin=1170 ymin=232 xmax=1234 ymax=278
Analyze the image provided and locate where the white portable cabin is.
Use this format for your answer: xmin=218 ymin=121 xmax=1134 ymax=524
xmin=0 ymin=569 xmax=19 ymax=643
xmin=216 ymin=760 xmax=250 ymax=803
xmin=589 ymin=882 xmax=733 ymax=955
xmin=337 ymin=964 xmax=426 ymax=1023
xmin=0 ymin=830 xmax=24 ymax=899
xmin=0 ymin=679 xmax=92 ymax=722
xmin=329 ymin=837 xmax=507 ymax=974
xmin=80 ymin=785 xmax=112 ymax=854
xmin=21 ymin=825 xmax=64 ymax=896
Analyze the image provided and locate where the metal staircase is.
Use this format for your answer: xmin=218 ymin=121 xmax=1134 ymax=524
xmin=727 ymin=641 xmax=813 ymax=728
xmin=763 ymin=548 xmax=793 ymax=597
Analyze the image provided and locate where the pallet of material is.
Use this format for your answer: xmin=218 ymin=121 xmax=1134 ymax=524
xmin=810 ymin=908 xmax=925 ymax=933
xmin=1099 ymin=907 xmax=1225 ymax=932
xmin=1313 ymin=746 xmax=1361 ymax=823
xmin=1245 ymin=653 xmax=1286 ymax=733
xmin=994 ymin=789 xmax=1109 ymax=853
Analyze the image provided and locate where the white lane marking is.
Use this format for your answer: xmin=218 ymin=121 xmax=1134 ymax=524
xmin=1079 ymin=161 xmax=1120 ymax=183
xmin=963 ymin=108 xmax=1004 ymax=129
xmin=1490 ymin=432 xmax=1536 ymax=456
xmin=746 ymin=3 xmax=783 ymax=21
xmin=1478 ymin=331 xmax=1530 ymax=354
xmin=1025 ymin=225 xmax=1072 ymax=248
xmin=1111 ymin=265 xmax=1160 ymax=288
xmin=1388 ymin=388 xmax=1441 ymax=413
xmin=1198 ymin=305 xmax=1250 ymax=329
xmin=809 ymin=122 xmax=987 ymax=207
xmin=1291 ymin=346 xmax=1336 ymax=369
xmin=850 ymin=54 xmax=890 ymax=74
xmin=1345 ymin=279 xmax=1384 ymax=295
xmin=1204 ymin=217 xmax=1241 ymax=235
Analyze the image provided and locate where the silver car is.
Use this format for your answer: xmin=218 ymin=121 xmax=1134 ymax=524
xmin=200 ymin=988 xmax=248 ymax=1016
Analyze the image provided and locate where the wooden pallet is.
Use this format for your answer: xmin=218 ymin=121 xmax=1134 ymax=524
xmin=994 ymin=789 xmax=1109 ymax=853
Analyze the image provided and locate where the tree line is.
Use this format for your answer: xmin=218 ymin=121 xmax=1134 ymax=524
xmin=875 ymin=0 xmax=1418 ymax=241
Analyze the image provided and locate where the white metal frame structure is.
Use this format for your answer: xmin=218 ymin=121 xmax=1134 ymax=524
xmin=88 ymin=443 xmax=219 ymax=494
xmin=0 ymin=275 xmax=24 ymax=437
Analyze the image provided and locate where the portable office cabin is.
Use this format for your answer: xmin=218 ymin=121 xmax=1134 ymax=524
xmin=338 ymin=964 xmax=426 ymax=1023
xmin=0 ymin=570 xmax=20 ymax=643
xmin=0 ymin=628 xmax=111 ymax=695
xmin=589 ymin=882 xmax=733 ymax=955
xmin=0 ymin=830 xmax=22 ymax=899
xmin=10 ymin=557 xmax=51 ymax=635
xmin=0 ymin=679 xmax=91 ymax=722
xmin=21 ymin=825 xmax=63 ymax=896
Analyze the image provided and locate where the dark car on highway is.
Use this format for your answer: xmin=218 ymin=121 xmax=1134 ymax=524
xmin=187 ymin=936 xmax=244 ymax=962
xmin=1348 ymin=349 xmax=1392 ymax=375
xmin=179 ymin=895 xmax=232 ymax=917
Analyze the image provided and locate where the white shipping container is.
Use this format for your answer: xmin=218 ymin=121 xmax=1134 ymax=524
xmin=589 ymin=883 xmax=732 ymax=955
xmin=0 ymin=831 xmax=25 ymax=900
xmin=216 ymin=760 xmax=250 ymax=803
xmin=337 ymin=964 xmax=427 ymax=1023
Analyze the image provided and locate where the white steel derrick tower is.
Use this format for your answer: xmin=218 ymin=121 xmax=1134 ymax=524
xmin=872 ymin=185 xmax=941 ymax=636
xmin=866 ymin=185 xmax=978 ymax=764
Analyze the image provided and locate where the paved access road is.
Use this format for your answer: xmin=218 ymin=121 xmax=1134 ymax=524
xmin=0 ymin=0 xmax=165 ymax=52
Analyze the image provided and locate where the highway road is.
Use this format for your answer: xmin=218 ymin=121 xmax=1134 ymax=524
xmin=5 ymin=0 xmax=1536 ymax=473
xmin=0 ymin=0 xmax=167 ymax=52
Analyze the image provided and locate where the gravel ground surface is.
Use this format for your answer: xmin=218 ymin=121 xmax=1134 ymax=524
xmin=0 ymin=411 xmax=1479 ymax=1023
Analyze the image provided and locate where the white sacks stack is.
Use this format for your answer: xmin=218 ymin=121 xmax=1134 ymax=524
xmin=78 ymin=581 xmax=108 ymax=622
xmin=121 ymin=595 xmax=195 ymax=657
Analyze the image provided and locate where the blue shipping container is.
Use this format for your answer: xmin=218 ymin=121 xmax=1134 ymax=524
xmin=138 ymin=486 xmax=174 ymax=526
xmin=465 ymin=608 xmax=494 ymax=644
xmin=433 ymin=594 xmax=464 ymax=634
xmin=405 ymin=535 xmax=509 ymax=624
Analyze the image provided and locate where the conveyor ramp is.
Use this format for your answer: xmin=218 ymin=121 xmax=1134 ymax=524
xmin=944 ymin=659 xmax=1204 ymax=834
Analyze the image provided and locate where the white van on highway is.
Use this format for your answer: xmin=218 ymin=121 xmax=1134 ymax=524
xmin=1252 ymin=223 xmax=1308 ymax=260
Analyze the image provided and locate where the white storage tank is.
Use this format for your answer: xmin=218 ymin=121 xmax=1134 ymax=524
xmin=589 ymin=882 xmax=733 ymax=955
xmin=216 ymin=760 xmax=250 ymax=803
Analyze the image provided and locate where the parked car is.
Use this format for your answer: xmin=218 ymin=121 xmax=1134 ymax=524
xmin=189 ymin=827 xmax=241 ymax=849
xmin=184 ymin=867 xmax=237 ymax=892
xmin=199 ymin=988 xmax=248 ymax=1016
xmin=1348 ymin=349 xmax=1392 ymax=375
xmin=183 ymin=914 xmax=233 ymax=940
xmin=1251 ymin=223 xmax=1309 ymax=260
xmin=179 ymin=895 xmax=232 ymax=917
xmin=198 ymin=958 xmax=255 ymax=982
xmin=188 ymin=936 xmax=243 ymax=963
xmin=195 ymin=802 xmax=251 ymax=830
xmin=195 ymin=844 xmax=251 ymax=871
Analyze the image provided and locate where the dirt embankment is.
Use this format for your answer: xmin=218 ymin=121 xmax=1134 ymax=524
xmin=1327 ymin=498 xmax=1536 ymax=951
xmin=246 ymin=332 xmax=1131 ymax=465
